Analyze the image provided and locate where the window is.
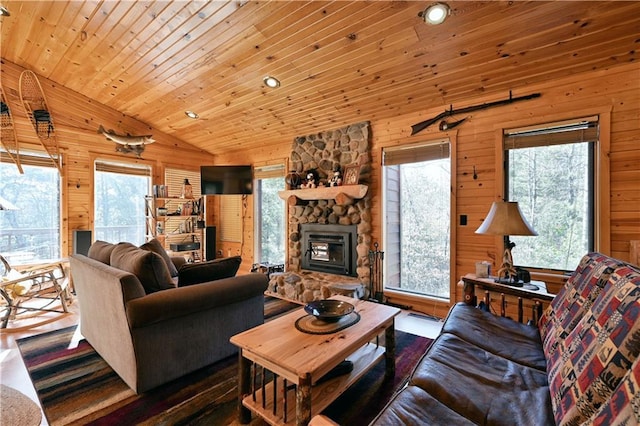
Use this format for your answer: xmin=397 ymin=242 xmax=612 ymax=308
xmin=94 ymin=160 xmax=150 ymax=245
xmin=0 ymin=152 xmax=61 ymax=265
xmin=383 ymin=140 xmax=451 ymax=299
xmin=254 ymin=164 xmax=285 ymax=265
xmin=504 ymin=117 xmax=597 ymax=271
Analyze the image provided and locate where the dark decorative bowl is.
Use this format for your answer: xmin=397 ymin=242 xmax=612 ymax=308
xmin=304 ymin=300 xmax=355 ymax=322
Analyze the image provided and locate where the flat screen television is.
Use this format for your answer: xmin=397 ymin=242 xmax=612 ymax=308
xmin=200 ymin=165 xmax=253 ymax=195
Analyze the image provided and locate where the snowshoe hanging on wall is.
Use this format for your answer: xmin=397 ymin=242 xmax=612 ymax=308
xmin=0 ymin=84 xmax=23 ymax=174
xmin=19 ymin=70 xmax=62 ymax=173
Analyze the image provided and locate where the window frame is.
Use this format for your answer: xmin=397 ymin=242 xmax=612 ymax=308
xmin=91 ymin=154 xmax=154 ymax=246
xmin=0 ymin=150 xmax=63 ymax=264
xmin=381 ymin=135 xmax=458 ymax=302
xmin=494 ymin=109 xmax=611 ymax=272
xmin=253 ymin=162 xmax=286 ymax=265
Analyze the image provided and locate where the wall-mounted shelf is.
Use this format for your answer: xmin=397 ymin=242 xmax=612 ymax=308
xmin=278 ymin=185 xmax=368 ymax=205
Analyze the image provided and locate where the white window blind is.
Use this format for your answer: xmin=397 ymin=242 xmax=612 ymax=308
xmin=254 ymin=163 xmax=285 ymax=179
xmin=164 ymin=168 xmax=201 ymax=198
xmin=383 ymin=139 xmax=450 ymax=166
xmin=1 ymin=150 xmax=61 ymax=168
xmin=220 ymin=195 xmax=243 ymax=242
xmin=95 ymin=160 xmax=151 ymax=176
xmin=504 ymin=116 xmax=599 ymax=150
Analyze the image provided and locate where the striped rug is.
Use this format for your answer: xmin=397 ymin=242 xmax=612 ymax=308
xmin=18 ymin=298 xmax=432 ymax=425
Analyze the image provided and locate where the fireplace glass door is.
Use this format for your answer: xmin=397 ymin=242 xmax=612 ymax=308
xmin=301 ymin=224 xmax=357 ymax=277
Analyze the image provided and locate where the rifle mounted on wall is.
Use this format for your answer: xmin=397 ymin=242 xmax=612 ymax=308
xmin=410 ymin=91 xmax=541 ymax=135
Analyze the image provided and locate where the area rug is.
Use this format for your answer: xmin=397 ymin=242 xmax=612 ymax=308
xmin=18 ymin=298 xmax=432 ymax=425
xmin=0 ymin=384 xmax=42 ymax=426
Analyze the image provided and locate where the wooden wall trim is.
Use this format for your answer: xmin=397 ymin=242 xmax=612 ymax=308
xmin=448 ymin=130 xmax=458 ymax=301
xmin=597 ymin=109 xmax=612 ymax=255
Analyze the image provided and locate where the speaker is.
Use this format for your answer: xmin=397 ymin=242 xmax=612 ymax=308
xmin=73 ymin=229 xmax=92 ymax=256
xmin=205 ymin=226 xmax=216 ymax=261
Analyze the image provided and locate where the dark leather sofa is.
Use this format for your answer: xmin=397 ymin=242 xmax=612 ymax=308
xmin=371 ymin=253 xmax=640 ymax=425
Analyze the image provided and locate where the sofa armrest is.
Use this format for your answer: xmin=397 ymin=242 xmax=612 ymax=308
xmin=177 ymin=256 xmax=242 ymax=286
xmin=126 ymin=273 xmax=268 ymax=328
xmin=171 ymin=256 xmax=187 ymax=270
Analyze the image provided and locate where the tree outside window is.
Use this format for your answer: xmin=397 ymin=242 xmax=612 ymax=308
xmin=508 ymin=142 xmax=593 ymax=271
xmin=0 ymin=157 xmax=60 ymax=264
xmin=94 ymin=162 xmax=150 ymax=245
xmin=255 ymin=177 xmax=285 ymax=265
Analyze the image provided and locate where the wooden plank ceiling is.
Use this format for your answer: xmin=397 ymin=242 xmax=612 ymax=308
xmin=1 ymin=1 xmax=638 ymax=156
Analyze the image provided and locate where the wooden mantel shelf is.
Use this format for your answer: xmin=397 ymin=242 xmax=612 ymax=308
xmin=278 ymin=184 xmax=368 ymax=204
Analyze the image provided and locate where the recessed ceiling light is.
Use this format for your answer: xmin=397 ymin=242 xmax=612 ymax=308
xmin=263 ymin=76 xmax=280 ymax=88
xmin=0 ymin=6 xmax=10 ymax=16
xmin=420 ymin=2 xmax=450 ymax=25
xmin=185 ymin=111 xmax=199 ymax=119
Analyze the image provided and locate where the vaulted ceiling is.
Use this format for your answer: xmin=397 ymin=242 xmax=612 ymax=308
xmin=1 ymin=1 xmax=638 ymax=156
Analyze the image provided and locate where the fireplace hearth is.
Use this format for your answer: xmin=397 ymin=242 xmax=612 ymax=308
xmin=301 ymin=224 xmax=357 ymax=277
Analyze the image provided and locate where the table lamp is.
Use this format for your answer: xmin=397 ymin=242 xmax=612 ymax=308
xmin=475 ymin=201 xmax=537 ymax=285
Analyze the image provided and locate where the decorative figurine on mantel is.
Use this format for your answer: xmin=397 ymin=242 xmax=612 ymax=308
xmin=301 ymin=169 xmax=319 ymax=189
xmin=328 ymin=166 xmax=342 ymax=187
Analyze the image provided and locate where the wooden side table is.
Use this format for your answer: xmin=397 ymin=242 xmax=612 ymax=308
xmin=461 ymin=273 xmax=555 ymax=324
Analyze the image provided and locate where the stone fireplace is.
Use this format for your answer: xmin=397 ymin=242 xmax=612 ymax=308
xmin=266 ymin=121 xmax=372 ymax=303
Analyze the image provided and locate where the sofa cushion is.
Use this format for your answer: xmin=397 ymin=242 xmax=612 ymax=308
xmin=409 ymin=333 xmax=554 ymax=425
xmin=140 ymin=238 xmax=179 ymax=277
xmin=548 ymin=265 xmax=640 ymax=425
xmin=442 ymin=303 xmax=546 ymax=370
xmin=539 ymin=252 xmax=622 ymax=357
xmin=110 ymin=242 xmax=175 ymax=294
xmin=370 ymin=384 xmax=476 ymax=426
xmin=87 ymin=240 xmax=116 ymax=264
xmin=586 ymin=357 xmax=640 ymax=425
xmin=178 ymin=256 xmax=241 ymax=287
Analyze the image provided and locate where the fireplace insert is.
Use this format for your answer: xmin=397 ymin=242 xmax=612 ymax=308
xmin=301 ymin=224 xmax=357 ymax=277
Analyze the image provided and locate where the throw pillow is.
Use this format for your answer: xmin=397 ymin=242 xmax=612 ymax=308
xmin=110 ymin=242 xmax=175 ymax=294
xmin=87 ymin=240 xmax=116 ymax=264
xmin=178 ymin=256 xmax=242 ymax=287
xmin=140 ymin=238 xmax=179 ymax=277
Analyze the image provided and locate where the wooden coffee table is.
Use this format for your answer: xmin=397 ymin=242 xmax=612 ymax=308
xmin=230 ymin=295 xmax=400 ymax=426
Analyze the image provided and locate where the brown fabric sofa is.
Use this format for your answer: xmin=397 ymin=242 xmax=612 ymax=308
xmin=371 ymin=253 xmax=640 ymax=425
xmin=70 ymin=240 xmax=268 ymax=394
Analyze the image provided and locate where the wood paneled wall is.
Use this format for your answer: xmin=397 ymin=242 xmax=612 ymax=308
xmin=219 ymin=62 xmax=640 ymax=316
xmin=2 ymin=58 xmax=638 ymax=317
xmin=1 ymin=60 xmax=215 ymax=257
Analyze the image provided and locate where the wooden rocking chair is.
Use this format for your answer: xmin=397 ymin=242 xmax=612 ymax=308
xmin=0 ymin=254 xmax=70 ymax=328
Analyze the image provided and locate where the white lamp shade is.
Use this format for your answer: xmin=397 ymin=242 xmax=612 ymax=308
xmin=475 ymin=201 xmax=537 ymax=236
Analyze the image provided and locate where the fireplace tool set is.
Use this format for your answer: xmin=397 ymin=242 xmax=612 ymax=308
xmin=368 ymin=243 xmax=411 ymax=309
